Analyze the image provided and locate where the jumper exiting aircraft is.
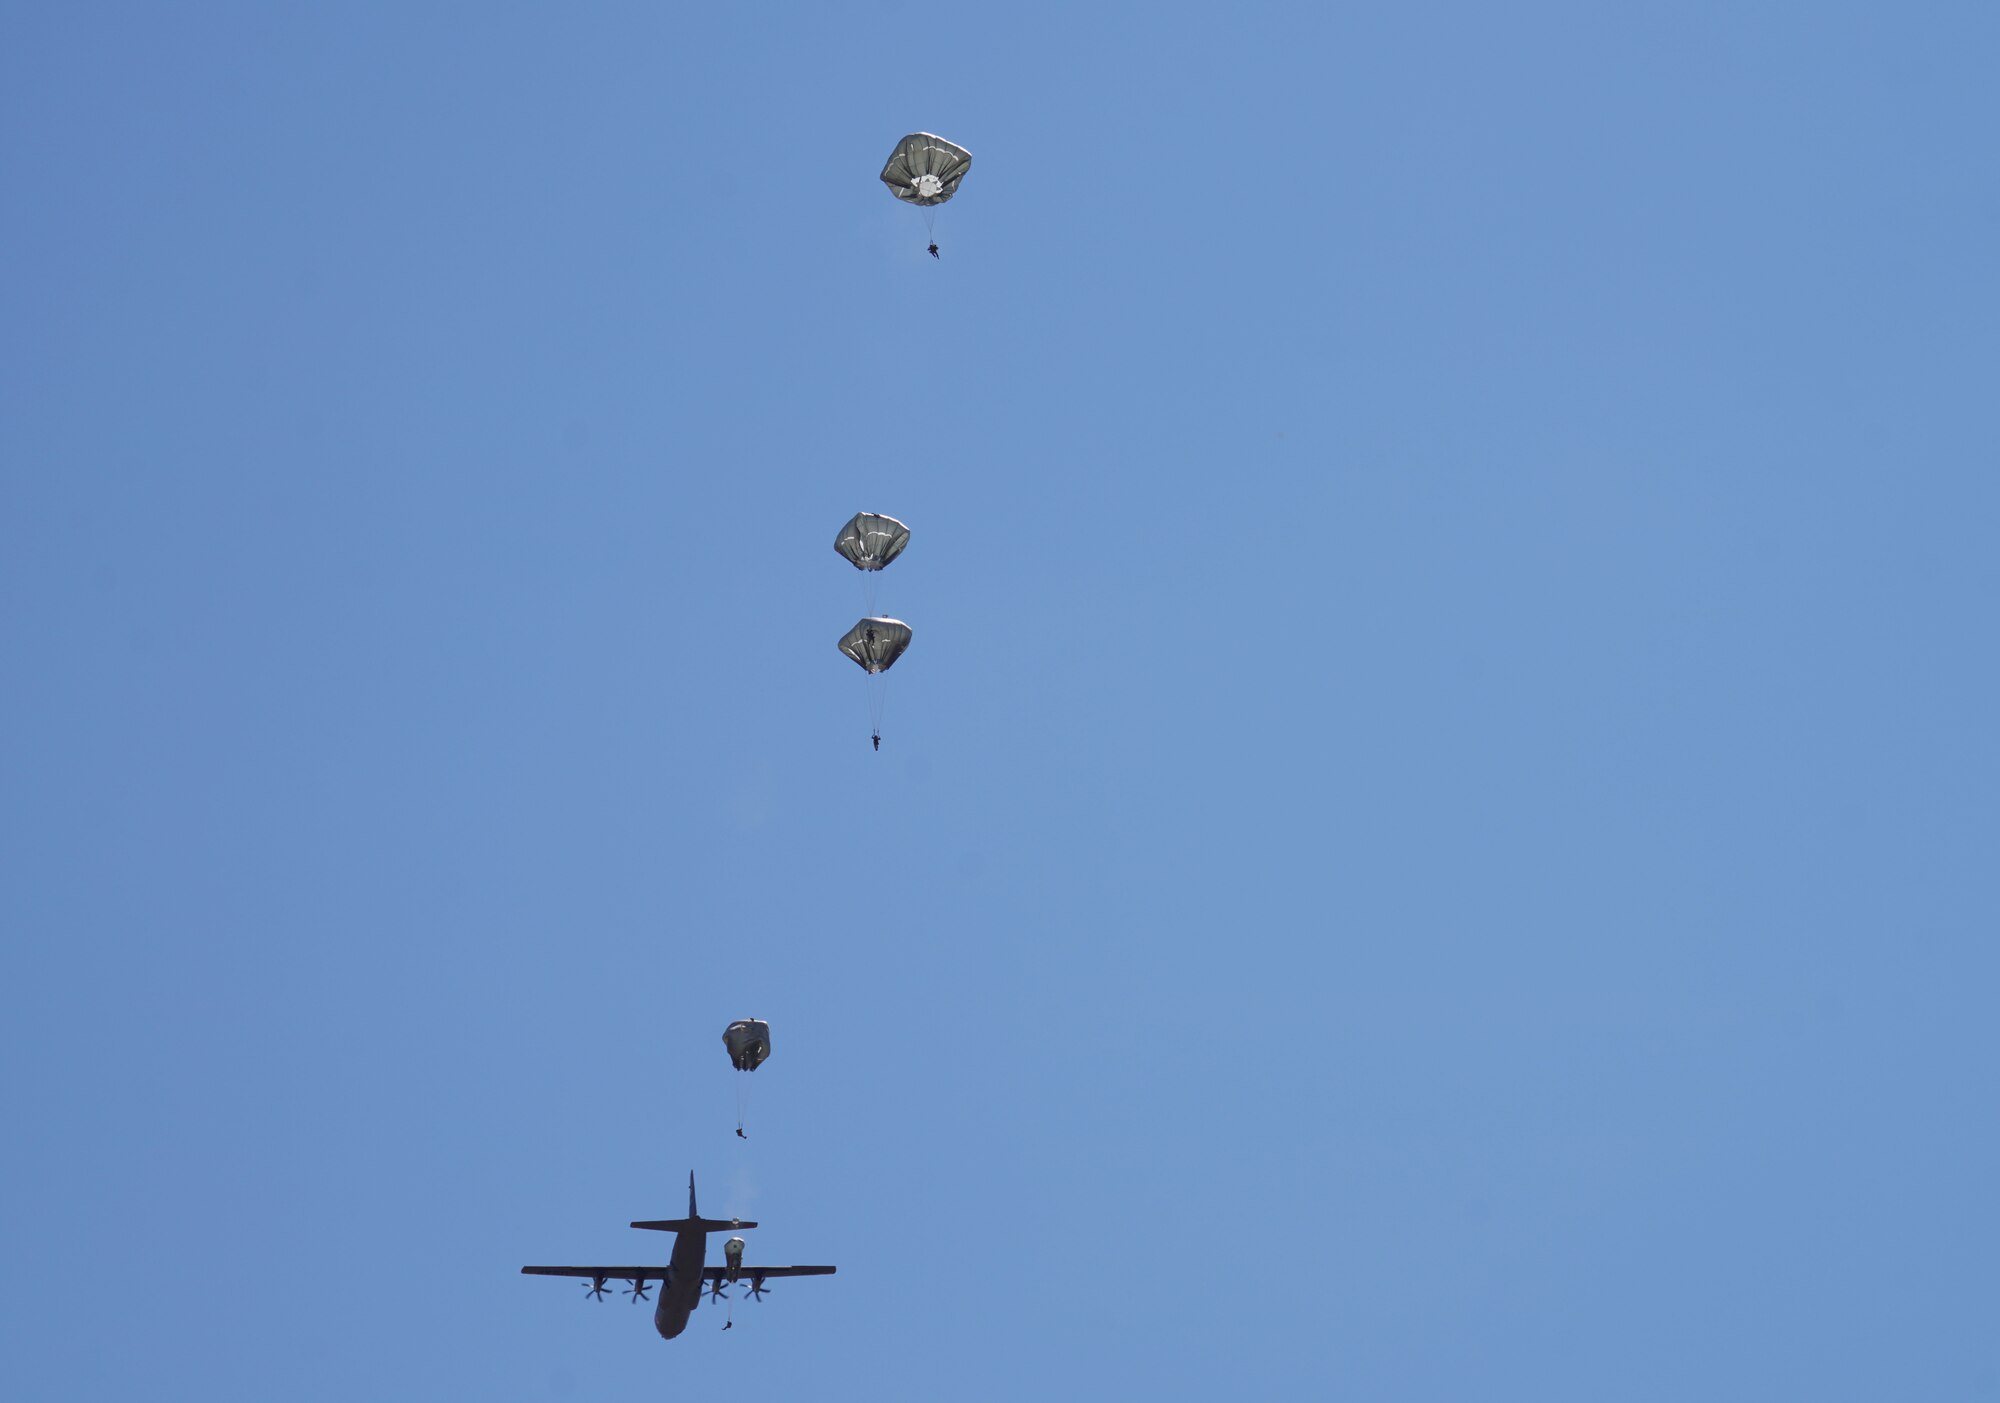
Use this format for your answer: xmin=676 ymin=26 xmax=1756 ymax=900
xmin=521 ymin=1174 xmax=836 ymax=1339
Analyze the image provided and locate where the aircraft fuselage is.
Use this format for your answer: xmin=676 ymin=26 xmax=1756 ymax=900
xmin=652 ymin=1224 xmax=709 ymax=1339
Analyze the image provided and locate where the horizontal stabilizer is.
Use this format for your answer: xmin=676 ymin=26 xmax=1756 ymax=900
xmin=631 ymin=1216 xmax=758 ymax=1233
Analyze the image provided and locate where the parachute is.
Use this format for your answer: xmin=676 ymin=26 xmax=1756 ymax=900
xmin=719 ymin=1236 xmax=747 ymax=1326
xmin=834 ymin=512 xmax=910 ymax=572
xmin=836 ymin=512 xmax=909 ymax=614
xmin=723 ymin=1018 xmax=770 ymax=1137
xmin=839 ymin=618 xmax=912 ymax=750
xmin=879 ymin=133 xmax=972 ymax=207
xmin=723 ymin=1018 xmax=771 ymax=1071
xmin=880 ymin=133 xmax=971 ymax=250
xmin=839 ymin=618 xmax=912 ymax=675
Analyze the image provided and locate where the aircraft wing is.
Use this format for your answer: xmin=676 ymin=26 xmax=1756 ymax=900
xmin=522 ymin=1266 xmax=668 ymax=1281
xmin=702 ymin=1265 xmax=837 ymax=1280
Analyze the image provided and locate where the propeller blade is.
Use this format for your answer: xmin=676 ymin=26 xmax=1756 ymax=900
xmin=625 ymin=1280 xmax=650 ymax=1302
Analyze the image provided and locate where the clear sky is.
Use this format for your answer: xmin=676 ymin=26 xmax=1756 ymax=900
xmin=3 ymin=3 xmax=1996 ymax=1398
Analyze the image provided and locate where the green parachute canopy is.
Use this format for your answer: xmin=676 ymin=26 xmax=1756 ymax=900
xmin=723 ymin=1019 xmax=770 ymax=1072
xmin=880 ymin=133 xmax=972 ymax=207
xmin=839 ymin=618 xmax=912 ymax=674
xmin=834 ymin=512 xmax=911 ymax=572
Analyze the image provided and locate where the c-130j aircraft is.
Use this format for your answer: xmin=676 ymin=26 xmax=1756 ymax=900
xmin=522 ymin=1174 xmax=835 ymax=1339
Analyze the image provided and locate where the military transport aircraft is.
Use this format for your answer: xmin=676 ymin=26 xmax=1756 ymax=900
xmin=522 ymin=1174 xmax=835 ymax=1339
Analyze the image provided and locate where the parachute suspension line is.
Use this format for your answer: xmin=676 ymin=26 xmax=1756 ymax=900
xmin=731 ymin=1067 xmax=753 ymax=1208
xmin=867 ymin=670 xmax=889 ymax=745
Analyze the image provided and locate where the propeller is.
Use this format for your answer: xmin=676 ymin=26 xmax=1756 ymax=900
xmin=747 ymin=1276 xmax=771 ymax=1301
xmin=584 ymin=1276 xmax=610 ymax=1302
xmin=624 ymin=1279 xmax=651 ymax=1303
xmin=708 ymin=1280 xmax=730 ymax=1302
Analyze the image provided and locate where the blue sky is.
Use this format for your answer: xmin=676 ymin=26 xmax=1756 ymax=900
xmin=2 ymin=3 xmax=1996 ymax=1398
